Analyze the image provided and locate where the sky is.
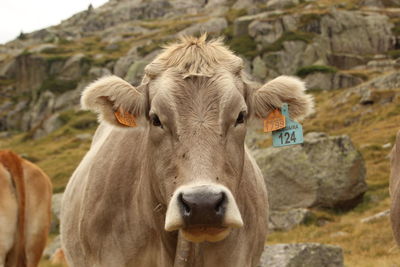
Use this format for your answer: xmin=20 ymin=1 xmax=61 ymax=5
xmin=0 ymin=0 xmax=109 ymax=44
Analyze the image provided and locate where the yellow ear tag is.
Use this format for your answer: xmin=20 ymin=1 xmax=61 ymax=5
xmin=114 ymin=108 xmax=137 ymax=127
xmin=264 ymin=108 xmax=286 ymax=132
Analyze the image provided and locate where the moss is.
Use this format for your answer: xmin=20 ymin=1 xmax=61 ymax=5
xmin=227 ymin=35 xmax=257 ymax=59
xmin=43 ymin=55 xmax=69 ymax=64
xmin=388 ymin=49 xmax=400 ymax=59
xmin=41 ymin=46 xmax=71 ymax=54
xmin=225 ymin=8 xmax=248 ymax=24
xmin=0 ymin=78 xmax=15 ymax=87
xmin=296 ymin=65 xmax=337 ymax=77
xmin=39 ymin=78 xmax=78 ymax=94
xmin=261 ymin=31 xmax=315 ymax=53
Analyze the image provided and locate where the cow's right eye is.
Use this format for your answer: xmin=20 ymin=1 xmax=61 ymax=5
xmin=150 ymin=114 xmax=163 ymax=128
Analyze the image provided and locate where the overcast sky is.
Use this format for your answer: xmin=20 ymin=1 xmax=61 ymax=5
xmin=0 ymin=0 xmax=109 ymax=44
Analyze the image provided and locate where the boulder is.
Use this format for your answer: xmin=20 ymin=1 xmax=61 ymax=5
xmin=114 ymin=55 xmax=137 ymax=78
xmin=178 ymin=17 xmax=228 ymax=36
xmin=266 ymin=0 xmax=300 ymax=9
xmin=252 ymin=132 xmax=367 ymax=210
xmin=258 ymin=243 xmax=344 ymax=267
xmin=59 ymin=53 xmax=89 ymax=81
xmin=124 ymin=60 xmax=149 ymax=86
xmin=269 ymin=209 xmax=313 ymax=231
xmin=252 ymin=56 xmax=268 ymax=81
xmin=320 ymin=9 xmax=393 ymax=55
xmin=33 ymin=113 xmax=64 ymax=139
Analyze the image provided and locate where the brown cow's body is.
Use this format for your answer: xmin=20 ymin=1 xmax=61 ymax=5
xmin=0 ymin=150 xmax=52 ymax=267
xmin=61 ymin=36 xmax=313 ymax=266
xmin=390 ymin=131 xmax=400 ymax=245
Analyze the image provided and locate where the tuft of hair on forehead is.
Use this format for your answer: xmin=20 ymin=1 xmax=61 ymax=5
xmin=144 ymin=34 xmax=243 ymax=79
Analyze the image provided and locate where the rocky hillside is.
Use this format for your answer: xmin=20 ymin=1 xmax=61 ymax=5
xmin=1 ymin=0 xmax=400 ymax=137
xmin=1 ymin=0 xmax=400 ymax=266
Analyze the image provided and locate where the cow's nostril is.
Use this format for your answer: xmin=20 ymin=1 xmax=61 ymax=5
xmin=179 ymin=193 xmax=191 ymax=216
xmin=215 ymin=192 xmax=226 ymax=215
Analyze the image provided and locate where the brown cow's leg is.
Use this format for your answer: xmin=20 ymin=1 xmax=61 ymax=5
xmin=0 ymin=164 xmax=18 ymax=267
xmin=23 ymin=161 xmax=52 ymax=267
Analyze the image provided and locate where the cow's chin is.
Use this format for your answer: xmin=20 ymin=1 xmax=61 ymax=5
xmin=181 ymin=227 xmax=231 ymax=243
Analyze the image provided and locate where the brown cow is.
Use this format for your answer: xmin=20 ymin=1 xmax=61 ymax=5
xmin=0 ymin=150 xmax=52 ymax=267
xmin=61 ymin=35 xmax=313 ymax=266
xmin=390 ymin=130 xmax=400 ymax=245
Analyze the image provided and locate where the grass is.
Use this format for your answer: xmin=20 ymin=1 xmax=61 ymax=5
xmin=296 ymin=65 xmax=338 ymax=77
xmin=39 ymin=78 xmax=78 ymax=94
xmin=228 ymin=35 xmax=258 ymax=59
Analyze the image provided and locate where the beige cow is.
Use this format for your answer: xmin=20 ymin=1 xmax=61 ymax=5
xmin=0 ymin=150 xmax=52 ymax=267
xmin=390 ymin=130 xmax=400 ymax=245
xmin=61 ymin=35 xmax=313 ymax=267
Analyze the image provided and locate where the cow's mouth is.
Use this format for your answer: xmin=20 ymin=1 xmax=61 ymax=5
xmin=181 ymin=226 xmax=230 ymax=243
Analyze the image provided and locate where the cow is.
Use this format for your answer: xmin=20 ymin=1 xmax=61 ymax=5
xmin=390 ymin=130 xmax=400 ymax=245
xmin=60 ymin=35 xmax=314 ymax=267
xmin=0 ymin=150 xmax=52 ymax=267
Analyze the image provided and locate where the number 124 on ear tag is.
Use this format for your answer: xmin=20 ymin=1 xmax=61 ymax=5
xmin=272 ymin=104 xmax=304 ymax=147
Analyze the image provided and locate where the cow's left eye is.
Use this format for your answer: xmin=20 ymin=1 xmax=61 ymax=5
xmin=235 ymin=111 xmax=246 ymax=126
xmin=150 ymin=114 xmax=163 ymax=128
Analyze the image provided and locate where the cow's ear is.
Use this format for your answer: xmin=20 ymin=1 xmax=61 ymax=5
xmin=251 ymin=75 xmax=314 ymax=120
xmin=81 ymin=76 xmax=147 ymax=127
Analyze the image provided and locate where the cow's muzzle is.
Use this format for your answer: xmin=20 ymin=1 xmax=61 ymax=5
xmin=165 ymin=184 xmax=243 ymax=243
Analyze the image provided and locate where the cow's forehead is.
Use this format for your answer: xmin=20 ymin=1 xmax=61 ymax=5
xmin=148 ymin=69 xmax=245 ymax=108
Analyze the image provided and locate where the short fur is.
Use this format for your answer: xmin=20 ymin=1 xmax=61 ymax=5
xmin=0 ymin=150 xmax=52 ymax=267
xmin=62 ymin=35 xmax=314 ymax=267
xmin=390 ymin=130 xmax=400 ymax=245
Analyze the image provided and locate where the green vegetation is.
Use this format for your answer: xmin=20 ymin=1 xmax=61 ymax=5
xmin=225 ymin=8 xmax=247 ymax=23
xmin=296 ymin=65 xmax=337 ymax=77
xmin=39 ymin=78 xmax=78 ymax=94
xmin=388 ymin=49 xmax=400 ymax=59
xmin=228 ymin=35 xmax=257 ymax=58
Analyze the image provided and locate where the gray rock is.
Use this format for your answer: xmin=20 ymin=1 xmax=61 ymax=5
xmin=305 ymin=72 xmax=363 ymax=91
xmin=327 ymin=53 xmax=366 ymax=69
xmin=50 ymin=193 xmax=63 ymax=234
xmin=366 ymin=59 xmax=399 ymax=71
xmin=234 ymin=15 xmax=259 ymax=37
xmin=304 ymin=72 xmax=334 ymax=91
xmin=360 ymin=209 xmax=390 ymax=223
xmin=266 ymin=0 xmax=300 ymax=9
xmin=114 ymin=55 xmax=137 ymax=78
xmin=252 ymin=56 xmax=268 ymax=81
xmin=60 ymin=53 xmax=89 ymax=81
xmin=320 ymin=9 xmax=393 ymax=55
xmin=252 ymin=132 xmax=367 ymax=210
xmin=269 ymin=209 xmax=313 ymax=231
xmin=124 ymin=60 xmax=149 ymax=86
xmin=89 ymin=67 xmax=112 ymax=80
xmin=178 ymin=17 xmax=228 ymax=36
xmin=33 ymin=113 xmax=64 ymax=139
xmin=346 ymin=71 xmax=400 ymax=105
xmin=259 ymin=243 xmax=344 ymax=267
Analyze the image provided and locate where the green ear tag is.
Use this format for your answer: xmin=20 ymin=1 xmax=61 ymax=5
xmin=272 ymin=103 xmax=304 ymax=147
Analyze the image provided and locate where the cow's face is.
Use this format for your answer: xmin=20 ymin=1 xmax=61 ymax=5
xmin=81 ymin=36 xmax=313 ymax=243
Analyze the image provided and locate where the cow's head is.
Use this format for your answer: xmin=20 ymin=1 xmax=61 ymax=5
xmin=81 ymin=35 xmax=313 ymax=243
